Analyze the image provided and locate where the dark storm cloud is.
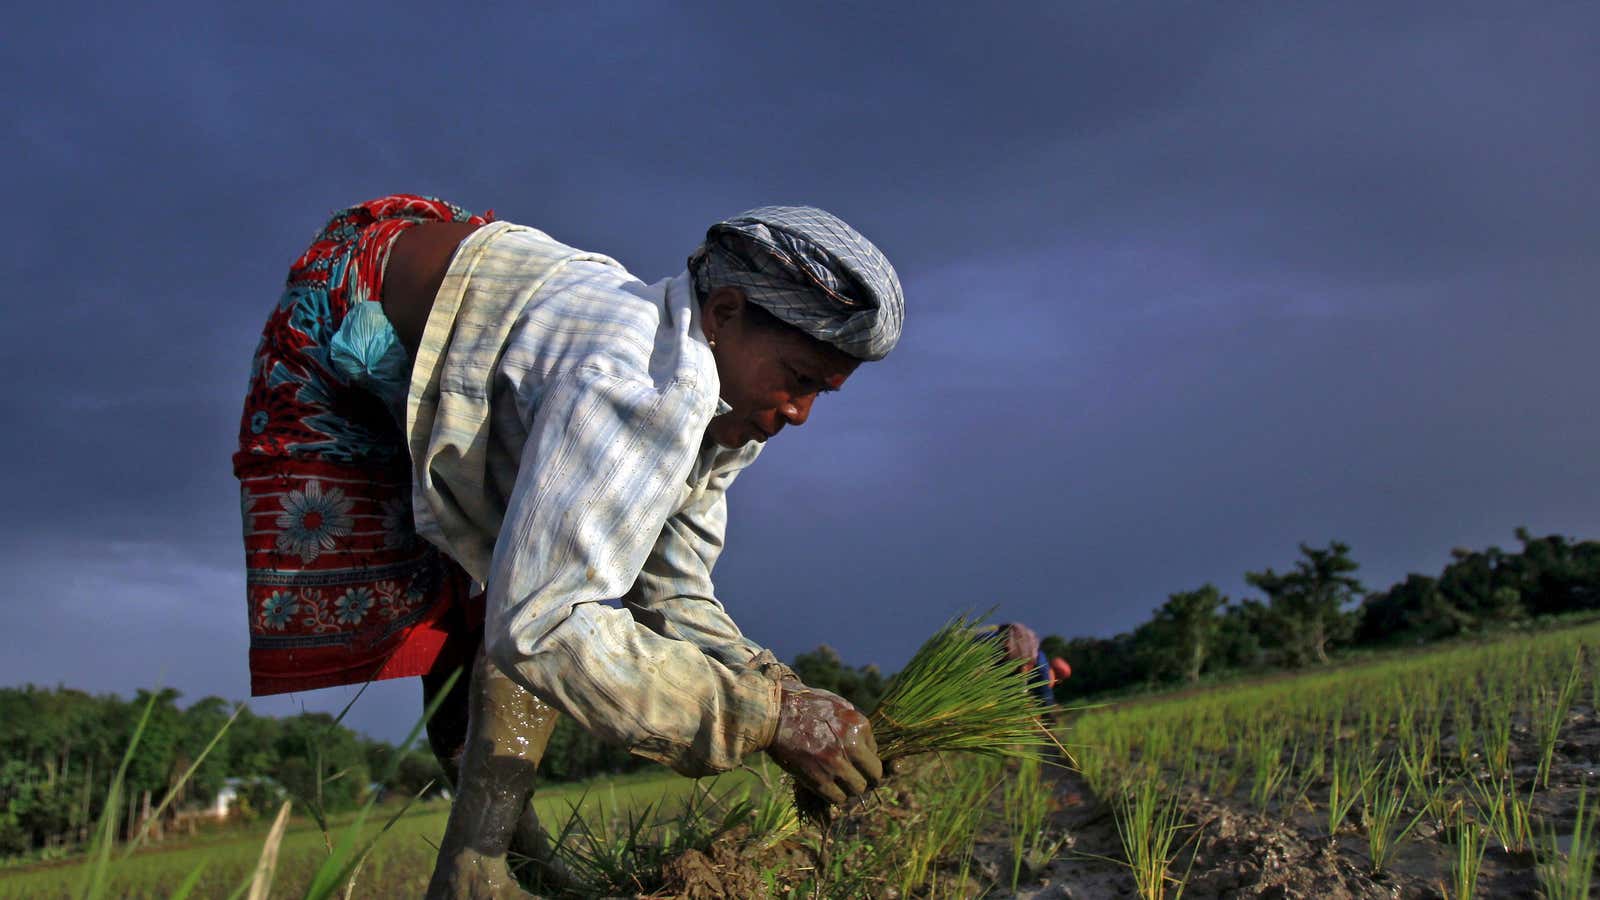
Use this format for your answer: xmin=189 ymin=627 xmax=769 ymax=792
xmin=2 ymin=1 xmax=1596 ymax=739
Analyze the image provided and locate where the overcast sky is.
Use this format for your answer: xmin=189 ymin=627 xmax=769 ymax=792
xmin=4 ymin=1 xmax=1596 ymax=742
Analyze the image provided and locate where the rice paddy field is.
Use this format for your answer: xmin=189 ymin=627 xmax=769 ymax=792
xmin=6 ymin=620 xmax=1599 ymax=898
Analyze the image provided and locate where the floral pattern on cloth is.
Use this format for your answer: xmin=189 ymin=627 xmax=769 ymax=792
xmin=233 ymin=195 xmax=493 ymax=696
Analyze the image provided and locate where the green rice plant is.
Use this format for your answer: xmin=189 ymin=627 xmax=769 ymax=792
xmin=1537 ymin=785 xmax=1598 ymax=900
xmin=891 ymin=756 xmax=1000 ymax=897
xmin=1304 ymin=724 xmax=1329 ymax=784
xmin=1536 ymin=651 xmax=1585 ymax=789
xmin=1359 ymin=758 xmax=1427 ymax=875
xmin=1445 ymin=813 xmax=1487 ymax=900
xmin=1396 ymin=694 xmax=1418 ymax=749
xmin=797 ymin=615 xmax=1058 ymax=823
xmin=1465 ymin=769 xmax=1536 ymax=853
xmin=1112 ymin=776 xmax=1196 ymax=900
xmin=1248 ymin=738 xmax=1298 ymax=812
xmin=1452 ymin=697 xmax=1477 ymax=772
xmin=548 ymin=793 xmax=662 ymax=892
xmin=1004 ymin=756 xmax=1064 ymax=890
xmin=1480 ymin=699 xmax=1514 ymax=777
xmin=870 ymin=616 xmax=1059 ymax=761
xmin=1207 ymin=754 xmax=1240 ymax=800
xmin=1590 ymin=667 xmax=1600 ymax=715
xmin=1326 ymin=744 xmax=1375 ymax=836
xmin=740 ymin=760 xmax=801 ymax=851
xmin=1398 ymin=741 xmax=1450 ymax=826
xmin=537 ymin=774 xmax=764 ymax=896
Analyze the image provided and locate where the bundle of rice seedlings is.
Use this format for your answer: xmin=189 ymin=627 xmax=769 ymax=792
xmin=796 ymin=615 xmax=1060 ymax=824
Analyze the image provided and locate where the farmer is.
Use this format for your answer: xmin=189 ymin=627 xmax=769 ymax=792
xmin=234 ymin=195 xmax=900 ymax=897
xmin=979 ymin=622 xmax=1067 ymax=705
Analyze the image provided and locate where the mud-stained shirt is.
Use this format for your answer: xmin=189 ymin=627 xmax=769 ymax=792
xmin=405 ymin=221 xmax=786 ymax=776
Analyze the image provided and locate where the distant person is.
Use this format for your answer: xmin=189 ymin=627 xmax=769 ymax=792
xmin=233 ymin=195 xmax=903 ymax=897
xmin=977 ymin=621 xmax=1067 ymax=705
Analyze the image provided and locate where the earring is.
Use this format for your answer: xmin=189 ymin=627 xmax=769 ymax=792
xmin=708 ymin=338 xmax=717 ymax=349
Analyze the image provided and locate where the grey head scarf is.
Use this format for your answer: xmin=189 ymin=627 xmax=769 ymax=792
xmin=688 ymin=205 xmax=904 ymax=361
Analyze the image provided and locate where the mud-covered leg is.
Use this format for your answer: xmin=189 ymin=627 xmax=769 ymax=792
xmin=423 ymin=659 xmax=474 ymax=790
xmin=426 ymin=646 xmax=560 ymax=900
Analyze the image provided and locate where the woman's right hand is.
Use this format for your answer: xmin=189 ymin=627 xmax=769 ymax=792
xmin=766 ymin=685 xmax=884 ymax=805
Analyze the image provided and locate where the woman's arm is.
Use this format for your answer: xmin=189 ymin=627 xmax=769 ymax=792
xmin=624 ymin=465 xmax=775 ymax=672
xmin=481 ymin=365 xmax=783 ymax=776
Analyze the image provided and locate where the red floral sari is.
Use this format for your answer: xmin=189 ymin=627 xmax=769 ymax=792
xmin=233 ymin=195 xmax=492 ymax=695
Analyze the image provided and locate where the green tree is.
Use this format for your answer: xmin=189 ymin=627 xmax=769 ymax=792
xmin=1140 ymin=586 xmax=1228 ymax=683
xmin=273 ymin=713 xmax=370 ymax=813
xmin=1211 ymin=599 xmax=1269 ymax=671
xmin=1046 ymin=634 xmax=1140 ymax=701
xmin=1246 ymin=541 xmax=1365 ymax=667
xmin=179 ymin=696 xmax=236 ymax=806
xmin=790 ymin=646 xmax=887 ymax=712
xmin=1505 ymin=528 xmax=1600 ymax=614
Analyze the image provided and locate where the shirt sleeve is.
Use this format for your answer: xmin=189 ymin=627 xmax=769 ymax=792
xmin=482 ymin=364 xmax=782 ymax=776
xmin=623 ymin=462 xmax=798 ymax=682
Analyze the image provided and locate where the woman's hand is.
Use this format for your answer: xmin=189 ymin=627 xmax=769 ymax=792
xmin=766 ymin=685 xmax=884 ymax=805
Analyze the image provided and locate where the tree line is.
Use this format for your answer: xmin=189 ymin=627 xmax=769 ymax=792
xmin=1037 ymin=528 xmax=1600 ymax=702
xmin=0 ymin=686 xmax=650 ymax=858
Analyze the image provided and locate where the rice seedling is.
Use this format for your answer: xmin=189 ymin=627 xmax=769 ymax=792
xmin=1304 ymin=723 xmax=1329 ymax=783
xmin=1536 ymin=785 xmax=1598 ymax=900
xmin=739 ymin=758 xmax=801 ymax=850
xmin=796 ymin=615 xmax=1058 ymax=823
xmin=1248 ymin=738 xmax=1297 ymax=812
xmin=879 ymin=756 xmax=1000 ymax=898
xmin=1590 ymin=666 xmax=1600 ymax=714
xmin=1004 ymin=756 xmax=1063 ymax=890
xmin=1360 ymin=758 xmax=1427 ymax=875
xmin=1480 ymin=691 xmax=1515 ymax=776
xmin=1399 ymin=742 xmax=1450 ymax=825
xmin=1445 ymin=813 xmax=1487 ymax=900
xmin=1452 ymin=697 xmax=1477 ymax=772
xmin=529 ymin=773 xmax=771 ymax=896
xmin=1326 ymin=744 xmax=1374 ymax=836
xmin=1465 ymin=769 xmax=1536 ymax=854
xmin=1112 ymin=775 xmax=1196 ymax=900
xmin=1536 ymin=651 xmax=1584 ymax=789
xmin=870 ymin=616 xmax=1059 ymax=761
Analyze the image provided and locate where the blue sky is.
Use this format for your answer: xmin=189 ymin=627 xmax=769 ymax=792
xmin=3 ymin=1 xmax=1596 ymax=742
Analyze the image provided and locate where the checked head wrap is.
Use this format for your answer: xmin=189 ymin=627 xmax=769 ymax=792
xmin=688 ymin=205 xmax=904 ymax=361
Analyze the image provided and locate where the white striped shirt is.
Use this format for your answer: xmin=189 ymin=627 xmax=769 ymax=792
xmin=405 ymin=222 xmax=783 ymax=775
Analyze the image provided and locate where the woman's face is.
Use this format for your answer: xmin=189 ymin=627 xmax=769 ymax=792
xmin=702 ymin=288 xmax=861 ymax=448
